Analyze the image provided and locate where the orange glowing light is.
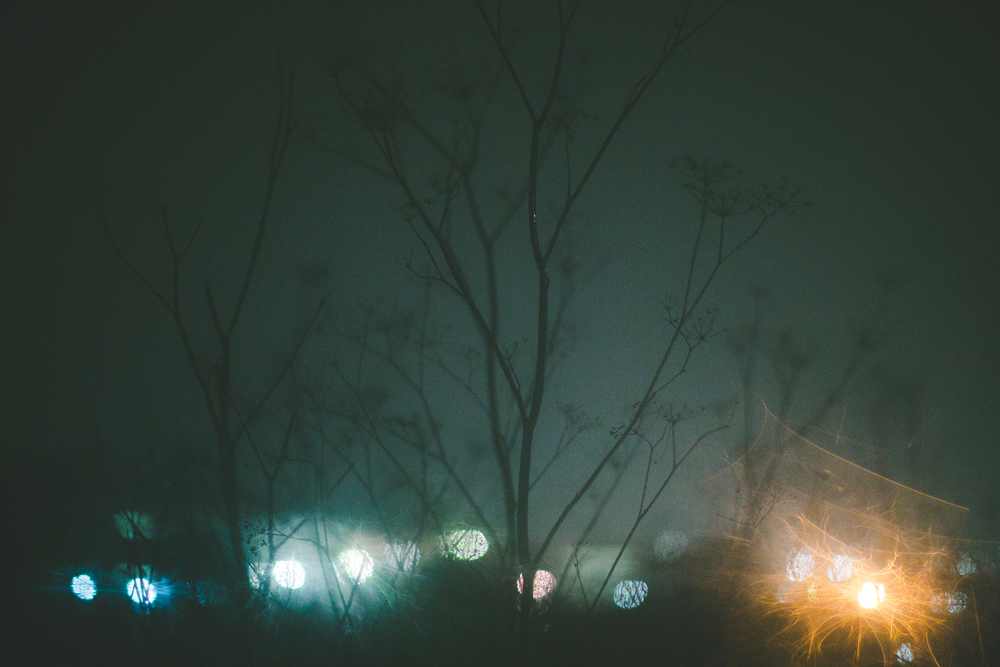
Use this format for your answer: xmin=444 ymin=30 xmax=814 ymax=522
xmin=857 ymin=581 xmax=884 ymax=609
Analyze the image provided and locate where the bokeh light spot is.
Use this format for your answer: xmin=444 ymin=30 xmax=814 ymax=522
xmin=896 ymin=642 xmax=914 ymax=664
xmin=338 ymin=549 xmax=374 ymax=584
xmin=654 ymin=530 xmax=689 ymax=562
xmin=516 ymin=570 xmax=556 ymax=600
xmin=273 ymin=559 xmax=306 ymax=589
xmin=127 ymin=577 xmax=157 ymax=605
xmin=827 ymin=554 xmax=853 ymax=581
xmin=613 ymin=580 xmax=648 ymax=609
xmin=440 ymin=529 xmax=489 ymax=561
xmin=786 ymin=548 xmax=815 ymax=581
xmin=71 ymin=574 xmax=97 ymax=600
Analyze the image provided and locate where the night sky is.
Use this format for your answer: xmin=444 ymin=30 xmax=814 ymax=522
xmin=3 ymin=0 xmax=999 ymax=648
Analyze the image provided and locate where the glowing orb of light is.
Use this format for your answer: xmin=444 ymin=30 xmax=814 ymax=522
xmin=71 ymin=574 xmax=97 ymax=600
xmin=337 ymin=549 xmax=374 ymax=584
xmin=948 ymin=592 xmax=967 ymax=613
xmin=654 ymin=530 xmax=689 ymax=563
xmin=516 ymin=570 xmax=556 ymax=600
xmin=113 ymin=511 xmax=155 ymax=540
xmin=955 ymin=552 xmax=977 ymax=576
xmin=827 ymin=554 xmax=853 ymax=582
xmin=127 ymin=578 xmax=157 ymax=605
xmin=857 ymin=581 xmax=885 ymax=609
xmin=384 ymin=542 xmax=420 ymax=572
xmin=440 ymin=529 xmax=489 ymax=561
xmin=896 ymin=642 xmax=914 ymax=664
xmin=613 ymin=580 xmax=648 ymax=609
xmin=272 ymin=559 xmax=306 ymax=589
xmin=786 ymin=548 xmax=815 ymax=581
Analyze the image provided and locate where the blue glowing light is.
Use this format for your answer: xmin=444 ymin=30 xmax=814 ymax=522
xmin=127 ymin=577 xmax=157 ymax=605
xmin=71 ymin=574 xmax=97 ymax=600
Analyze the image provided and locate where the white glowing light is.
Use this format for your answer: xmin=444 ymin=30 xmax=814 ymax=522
xmin=113 ymin=511 xmax=155 ymax=540
xmin=384 ymin=542 xmax=420 ymax=572
xmin=955 ymin=552 xmax=977 ymax=576
xmin=786 ymin=548 xmax=815 ymax=581
xmin=827 ymin=554 xmax=853 ymax=582
xmin=948 ymin=592 xmax=967 ymax=613
xmin=127 ymin=577 xmax=157 ymax=605
xmin=272 ymin=560 xmax=306 ymax=589
xmin=516 ymin=570 xmax=556 ymax=600
xmin=613 ymin=580 xmax=648 ymax=609
xmin=896 ymin=642 xmax=914 ymax=664
xmin=71 ymin=574 xmax=96 ymax=600
xmin=857 ymin=581 xmax=885 ymax=609
xmin=654 ymin=530 xmax=689 ymax=563
xmin=440 ymin=529 xmax=489 ymax=561
xmin=338 ymin=549 xmax=374 ymax=584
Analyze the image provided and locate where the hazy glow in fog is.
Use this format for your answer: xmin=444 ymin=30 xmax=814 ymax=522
xmin=654 ymin=530 xmax=689 ymax=562
xmin=857 ymin=581 xmax=884 ymax=609
xmin=384 ymin=542 xmax=420 ymax=572
xmin=338 ymin=549 xmax=374 ymax=584
xmin=272 ymin=560 xmax=306 ymax=589
xmin=127 ymin=577 xmax=157 ymax=605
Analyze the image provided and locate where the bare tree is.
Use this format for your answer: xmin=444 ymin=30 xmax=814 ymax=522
xmin=100 ymin=70 xmax=326 ymax=613
xmin=318 ymin=0 xmax=798 ymax=650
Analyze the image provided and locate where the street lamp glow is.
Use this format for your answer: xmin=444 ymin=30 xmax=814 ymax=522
xmin=857 ymin=581 xmax=884 ymax=609
xmin=71 ymin=574 xmax=97 ymax=600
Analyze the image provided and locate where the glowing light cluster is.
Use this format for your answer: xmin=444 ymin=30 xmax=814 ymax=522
xmin=786 ymin=548 xmax=815 ymax=581
xmin=857 ymin=581 xmax=885 ymax=609
xmin=768 ymin=512 xmax=963 ymax=662
xmin=272 ymin=560 xmax=306 ymax=589
xmin=947 ymin=591 xmax=966 ymax=613
xmin=127 ymin=577 xmax=157 ymax=605
xmin=71 ymin=574 xmax=97 ymax=600
xmin=613 ymin=580 xmax=648 ymax=609
xmin=338 ymin=549 xmax=374 ymax=584
xmin=516 ymin=570 xmax=556 ymax=600
xmin=384 ymin=542 xmax=420 ymax=572
xmin=654 ymin=530 xmax=689 ymax=563
xmin=440 ymin=529 xmax=489 ymax=561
